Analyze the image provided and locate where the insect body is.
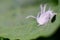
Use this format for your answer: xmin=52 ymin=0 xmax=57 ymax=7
xmin=26 ymin=4 xmax=56 ymax=26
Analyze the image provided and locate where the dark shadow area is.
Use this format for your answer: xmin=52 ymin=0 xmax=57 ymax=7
xmin=51 ymin=15 xmax=56 ymax=23
xmin=0 ymin=37 xmax=9 ymax=40
xmin=37 ymin=0 xmax=58 ymax=5
xmin=52 ymin=0 xmax=58 ymax=5
xmin=31 ymin=25 xmax=60 ymax=40
xmin=3 ymin=38 xmax=9 ymax=40
xmin=0 ymin=37 xmax=21 ymax=40
xmin=15 ymin=39 xmax=20 ymax=40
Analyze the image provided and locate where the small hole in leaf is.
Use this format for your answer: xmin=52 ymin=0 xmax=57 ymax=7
xmin=51 ymin=15 xmax=56 ymax=23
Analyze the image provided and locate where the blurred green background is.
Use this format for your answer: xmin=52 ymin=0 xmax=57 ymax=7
xmin=0 ymin=0 xmax=59 ymax=40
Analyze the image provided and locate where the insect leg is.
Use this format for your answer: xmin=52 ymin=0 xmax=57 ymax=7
xmin=26 ymin=15 xmax=36 ymax=19
xmin=40 ymin=4 xmax=43 ymax=14
xmin=43 ymin=4 xmax=47 ymax=13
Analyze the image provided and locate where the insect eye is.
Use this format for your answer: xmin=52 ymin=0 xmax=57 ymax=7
xmin=51 ymin=15 xmax=56 ymax=23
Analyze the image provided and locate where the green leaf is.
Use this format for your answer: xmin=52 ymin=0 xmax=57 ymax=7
xmin=0 ymin=0 xmax=59 ymax=40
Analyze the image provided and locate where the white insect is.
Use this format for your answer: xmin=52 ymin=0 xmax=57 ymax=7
xmin=26 ymin=4 xmax=56 ymax=26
